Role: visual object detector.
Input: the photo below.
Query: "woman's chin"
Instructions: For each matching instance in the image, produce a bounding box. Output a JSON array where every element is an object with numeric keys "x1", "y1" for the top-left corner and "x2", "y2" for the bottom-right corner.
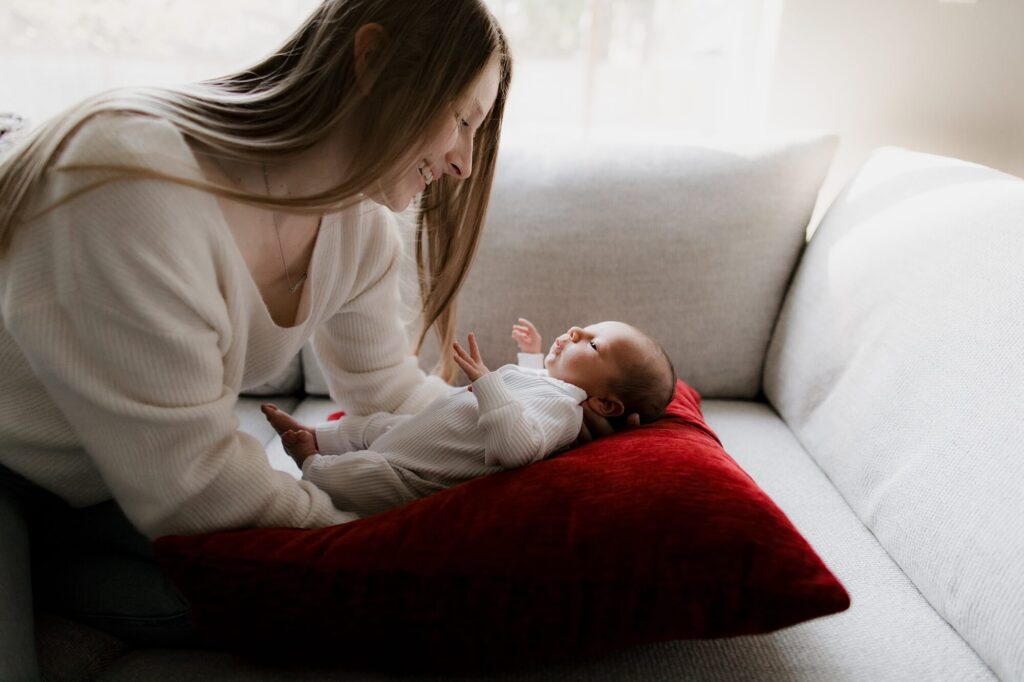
[{"x1": 365, "y1": 187, "x2": 416, "y2": 213}]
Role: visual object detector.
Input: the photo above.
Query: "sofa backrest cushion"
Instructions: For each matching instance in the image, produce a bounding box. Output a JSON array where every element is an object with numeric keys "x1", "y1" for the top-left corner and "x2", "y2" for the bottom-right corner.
[
  {"x1": 763, "y1": 147, "x2": 1024, "y2": 682},
  {"x1": 304, "y1": 134, "x2": 836, "y2": 399}
]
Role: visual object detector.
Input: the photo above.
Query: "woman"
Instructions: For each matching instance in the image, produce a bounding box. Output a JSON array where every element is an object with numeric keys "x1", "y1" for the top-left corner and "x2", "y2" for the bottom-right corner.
[{"x1": 0, "y1": 0, "x2": 510, "y2": 677}]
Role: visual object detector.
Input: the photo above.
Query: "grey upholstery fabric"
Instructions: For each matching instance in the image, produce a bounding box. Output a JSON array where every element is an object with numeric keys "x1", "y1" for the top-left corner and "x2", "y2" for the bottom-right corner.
[
  {"x1": 98, "y1": 400, "x2": 996, "y2": 681},
  {"x1": 303, "y1": 134, "x2": 838, "y2": 399},
  {"x1": 763, "y1": 148, "x2": 1024, "y2": 681}
]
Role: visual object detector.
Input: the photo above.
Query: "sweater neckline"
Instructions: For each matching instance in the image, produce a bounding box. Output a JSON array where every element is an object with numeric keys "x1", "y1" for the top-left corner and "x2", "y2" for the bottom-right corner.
[
  {"x1": 211, "y1": 202, "x2": 334, "y2": 332},
  {"x1": 176, "y1": 129, "x2": 334, "y2": 332}
]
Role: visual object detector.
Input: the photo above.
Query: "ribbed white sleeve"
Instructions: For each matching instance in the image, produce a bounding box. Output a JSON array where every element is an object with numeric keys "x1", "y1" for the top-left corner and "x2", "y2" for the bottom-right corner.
[
  {"x1": 516, "y1": 352, "x2": 546, "y2": 370},
  {"x1": 311, "y1": 208, "x2": 450, "y2": 416},
  {"x1": 471, "y1": 369, "x2": 583, "y2": 468},
  {"x1": 5, "y1": 300, "x2": 355, "y2": 538}
]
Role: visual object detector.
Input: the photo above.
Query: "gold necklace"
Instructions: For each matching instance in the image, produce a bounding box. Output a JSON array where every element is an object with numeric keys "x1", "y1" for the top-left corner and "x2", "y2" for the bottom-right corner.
[{"x1": 261, "y1": 163, "x2": 308, "y2": 294}]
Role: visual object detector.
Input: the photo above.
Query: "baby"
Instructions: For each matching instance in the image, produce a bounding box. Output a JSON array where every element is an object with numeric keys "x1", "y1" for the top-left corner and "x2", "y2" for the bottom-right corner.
[{"x1": 262, "y1": 318, "x2": 676, "y2": 518}]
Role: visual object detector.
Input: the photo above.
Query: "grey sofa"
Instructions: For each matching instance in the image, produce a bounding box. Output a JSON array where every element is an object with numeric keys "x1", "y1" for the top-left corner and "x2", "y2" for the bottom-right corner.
[{"x1": 38, "y1": 133, "x2": 1023, "y2": 681}]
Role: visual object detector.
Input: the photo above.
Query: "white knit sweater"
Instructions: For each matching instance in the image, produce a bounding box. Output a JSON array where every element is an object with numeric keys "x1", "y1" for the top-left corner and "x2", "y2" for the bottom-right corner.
[{"x1": 0, "y1": 115, "x2": 450, "y2": 538}]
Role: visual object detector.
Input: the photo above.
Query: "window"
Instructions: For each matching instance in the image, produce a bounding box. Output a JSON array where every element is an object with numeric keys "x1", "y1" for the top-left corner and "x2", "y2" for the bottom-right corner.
[{"x1": 2, "y1": 0, "x2": 781, "y2": 141}]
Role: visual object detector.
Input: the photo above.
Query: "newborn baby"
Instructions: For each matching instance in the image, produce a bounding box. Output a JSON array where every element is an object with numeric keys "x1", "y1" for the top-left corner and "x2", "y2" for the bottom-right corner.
[{"x1": 262, "y1": 319, "x2": 676, "y2": 517}]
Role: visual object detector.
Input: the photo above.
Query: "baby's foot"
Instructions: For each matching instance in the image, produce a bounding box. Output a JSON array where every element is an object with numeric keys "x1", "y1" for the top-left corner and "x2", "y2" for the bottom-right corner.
[
  {"x1": 281, "y1": 429, "x2": 318, "y2": 467},
  {"x1": 261, "y1": 403, "x2": 309, "y2": 437}
]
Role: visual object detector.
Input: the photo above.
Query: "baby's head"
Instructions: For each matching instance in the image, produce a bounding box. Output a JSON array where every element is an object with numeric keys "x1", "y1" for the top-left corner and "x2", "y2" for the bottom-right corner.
[{"x1": 544, "y1": 321, "x2": 676, "y2": 424}]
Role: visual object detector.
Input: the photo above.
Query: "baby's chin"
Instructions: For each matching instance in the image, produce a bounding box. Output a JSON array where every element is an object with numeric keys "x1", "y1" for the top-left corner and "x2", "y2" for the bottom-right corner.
[
  {"x1": 543, "y1": 353, "x2": 556, "y2": 372},
  {"x1": 545, "y1": 362, "x2": 569, "y2": 384}
]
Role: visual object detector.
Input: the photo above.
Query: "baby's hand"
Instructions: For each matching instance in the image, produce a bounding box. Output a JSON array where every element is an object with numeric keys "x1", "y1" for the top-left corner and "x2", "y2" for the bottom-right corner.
[
  {"x1": 511, "y1": 318, "x2": 542, "y2": 354},
  {"x1": 452, "y1": 332, "x2": 490, "y2": 382}
]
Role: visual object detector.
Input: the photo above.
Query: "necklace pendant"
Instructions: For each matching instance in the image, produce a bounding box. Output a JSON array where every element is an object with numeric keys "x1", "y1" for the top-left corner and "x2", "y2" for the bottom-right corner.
[{"x1": 289, "y1": 273, "x2": 308, "y2": 293}]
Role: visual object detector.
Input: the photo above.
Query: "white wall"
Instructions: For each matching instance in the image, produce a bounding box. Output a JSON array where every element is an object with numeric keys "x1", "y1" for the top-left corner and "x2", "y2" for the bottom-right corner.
[{"x1": 766, "y1": 0, "x2": 1024, "y2": 228}]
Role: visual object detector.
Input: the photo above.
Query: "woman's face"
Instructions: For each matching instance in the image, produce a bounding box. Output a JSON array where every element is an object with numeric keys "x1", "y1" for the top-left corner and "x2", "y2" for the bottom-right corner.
[{"x1": 369, "y1": 53, "x2": 502, "y2": 212}]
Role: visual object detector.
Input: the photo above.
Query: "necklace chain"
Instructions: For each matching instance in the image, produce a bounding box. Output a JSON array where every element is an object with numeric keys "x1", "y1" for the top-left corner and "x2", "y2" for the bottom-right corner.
[{"x1": 261, "y1": 163, "x2": 308, "y2": 294}]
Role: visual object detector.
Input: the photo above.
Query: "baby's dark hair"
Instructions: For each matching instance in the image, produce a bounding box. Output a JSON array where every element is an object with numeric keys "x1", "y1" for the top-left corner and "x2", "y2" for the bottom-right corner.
[{"x1": 607, "y1": 329, "x2": 677, "y2": 428}]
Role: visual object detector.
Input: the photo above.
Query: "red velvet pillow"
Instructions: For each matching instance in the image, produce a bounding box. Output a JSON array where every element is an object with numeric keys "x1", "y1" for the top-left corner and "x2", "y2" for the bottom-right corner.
[{"x1": 154, "y1": 380, "x2": 848, "y2": 668}]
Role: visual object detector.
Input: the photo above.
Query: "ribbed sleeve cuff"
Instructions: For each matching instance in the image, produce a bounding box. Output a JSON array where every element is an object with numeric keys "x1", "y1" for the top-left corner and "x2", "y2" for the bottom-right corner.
[
  {"x1": 517, "y1": 352, "x2": 545, "y2": 370},
  {"x1": 471, "y1": 371, "x2": 516, "y2": 414},
  {"x1": 301, "y1": 454, "x2": 322, "y2": 477}
]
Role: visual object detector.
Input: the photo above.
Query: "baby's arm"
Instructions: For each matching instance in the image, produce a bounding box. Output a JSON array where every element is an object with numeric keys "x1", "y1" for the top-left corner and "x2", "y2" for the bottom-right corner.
[
  {"x1": 452, "y1": 332, "x2": 578, "y2": 467},
  {"x1": 473, "y1": 374, "x2": 581, "y2": 468}
]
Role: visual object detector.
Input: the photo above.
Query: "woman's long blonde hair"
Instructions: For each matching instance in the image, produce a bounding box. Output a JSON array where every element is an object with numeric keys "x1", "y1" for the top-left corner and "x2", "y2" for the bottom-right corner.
[{"x1": 0, "y1": 0, "x2": 512, "y2": 381}]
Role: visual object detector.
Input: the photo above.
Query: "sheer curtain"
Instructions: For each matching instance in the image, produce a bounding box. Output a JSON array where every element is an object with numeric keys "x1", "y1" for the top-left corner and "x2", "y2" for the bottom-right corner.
[
  {"x1": 2, "y1": 0, "x2": 782, "y2": 141},
  {"x1": 488, "y1": 0, "x2": 784, "y2": 143}
]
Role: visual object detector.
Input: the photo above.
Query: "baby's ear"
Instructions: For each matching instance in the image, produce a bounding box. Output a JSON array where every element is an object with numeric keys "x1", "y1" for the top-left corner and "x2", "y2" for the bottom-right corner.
[{"x1": 586, "y1": 395, "x2": 624, "y2": 418}]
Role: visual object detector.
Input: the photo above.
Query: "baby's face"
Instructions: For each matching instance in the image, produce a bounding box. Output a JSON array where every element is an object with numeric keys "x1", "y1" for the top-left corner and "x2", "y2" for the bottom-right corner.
[{"x1": 544, "y1": 321, "x2": 647, "y2": 397}]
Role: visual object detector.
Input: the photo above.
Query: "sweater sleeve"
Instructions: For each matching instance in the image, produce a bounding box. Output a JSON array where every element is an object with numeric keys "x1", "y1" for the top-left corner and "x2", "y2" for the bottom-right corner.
[
  {"x1": 470, "y1": 370, "x2": 583, "y2": 468},
  {"x1": 311, "y1": 207, "x2": 449, "y2": 416},
  {"x1": 517, "y1": 353, "x2": 546, "y2": 370},
  {"x1": 6, "y1": 298, "x2": 356, "y2": 540}
]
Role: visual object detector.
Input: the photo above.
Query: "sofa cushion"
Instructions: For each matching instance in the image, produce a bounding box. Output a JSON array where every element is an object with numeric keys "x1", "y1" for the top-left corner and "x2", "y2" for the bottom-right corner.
[
  {"x1": 154, "y1": 380, "x2": 848, "y2": 669},
  {"x1": 303, "y1": 134, "x2": 837, "y2": 399},
  {"x1": 763, "y1": 148, "x2": 1024, "y2": 681}
]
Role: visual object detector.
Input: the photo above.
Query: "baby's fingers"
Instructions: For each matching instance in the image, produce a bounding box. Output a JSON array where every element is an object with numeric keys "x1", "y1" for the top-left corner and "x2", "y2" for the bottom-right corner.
[
  {"x1": 518, "y1": 318, "x2": 539, "y2": 334},
  {"x1": 468, "y1": 332, "x2": 481, "y2": 361},
  {"x1": 452, "y1": 340, "x2": 471, "y2": 363}
]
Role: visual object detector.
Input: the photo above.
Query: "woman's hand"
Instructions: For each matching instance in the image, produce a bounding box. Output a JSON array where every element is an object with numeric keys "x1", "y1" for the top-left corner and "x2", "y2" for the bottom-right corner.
[
  {"x1": 511, "y1": 317, "x2": 542, "y2": 354},
  {"x1": 452, "y1": 332, "x2": 490, "y2": 382}
]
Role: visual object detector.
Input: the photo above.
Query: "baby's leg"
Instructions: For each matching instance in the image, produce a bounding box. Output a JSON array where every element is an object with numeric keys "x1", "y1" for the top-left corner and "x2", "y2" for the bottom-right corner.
[
  {"x1": 315, "y1": 413, "x2": 415, "y2": 454},
  {"x1": 302, "y1": 449, "x2": 421, "y2": 518}
]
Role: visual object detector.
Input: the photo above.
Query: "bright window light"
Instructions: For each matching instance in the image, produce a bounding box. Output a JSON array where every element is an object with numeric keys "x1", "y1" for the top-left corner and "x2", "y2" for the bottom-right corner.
[{"x1": 2, "y1": 0, "x2": 783, "y2": 142}]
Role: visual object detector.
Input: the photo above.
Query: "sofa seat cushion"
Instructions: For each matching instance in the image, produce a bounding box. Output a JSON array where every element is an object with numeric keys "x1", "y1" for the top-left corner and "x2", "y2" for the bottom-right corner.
[
  {"x1": 105, "y1": 399, "x2": 994, "y2": 681},
  {"x1": 154, "y1": 384, "x2": 848, "y2": 670},
  {"x1": 234, "y1": 397, "x2": 301, "y2": 450},
  {"x1": 763, "y1": 148, "x2": 1024, "y2": 681}
]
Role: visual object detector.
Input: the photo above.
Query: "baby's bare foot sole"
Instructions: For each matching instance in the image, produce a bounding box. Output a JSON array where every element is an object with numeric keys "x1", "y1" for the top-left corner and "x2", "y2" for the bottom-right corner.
[{"x1": 262, "y1": 403, "x2": 304, "y2": 436}]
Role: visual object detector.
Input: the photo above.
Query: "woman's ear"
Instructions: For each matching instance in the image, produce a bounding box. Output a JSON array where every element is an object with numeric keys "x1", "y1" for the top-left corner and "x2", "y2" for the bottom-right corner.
[
  {"x1": 585, "y1": 395, "x2": 625, "y2": 418},
  {"x1": 353, "y1": 23, "x2": 385, "y2": 93}
]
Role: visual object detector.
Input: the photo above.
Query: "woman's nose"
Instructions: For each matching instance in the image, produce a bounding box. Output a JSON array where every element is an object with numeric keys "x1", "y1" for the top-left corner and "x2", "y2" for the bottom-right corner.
[{"x1": 445, "y1": 135, "x2": 473, "y2": 180}]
